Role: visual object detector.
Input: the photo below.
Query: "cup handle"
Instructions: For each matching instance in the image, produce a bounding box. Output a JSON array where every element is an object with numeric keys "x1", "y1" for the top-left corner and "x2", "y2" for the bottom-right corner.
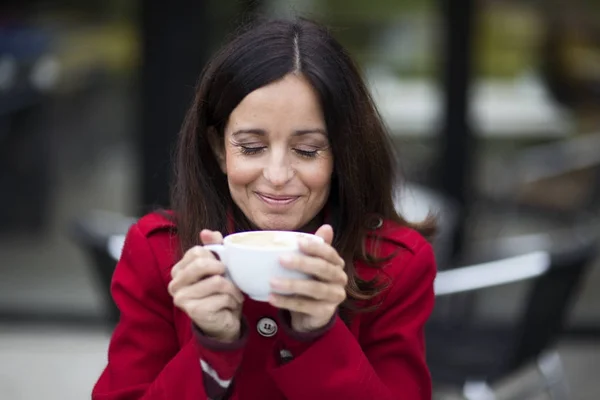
[{"x1": 203, "y1": 244, "x2": 231, "y2": 280}]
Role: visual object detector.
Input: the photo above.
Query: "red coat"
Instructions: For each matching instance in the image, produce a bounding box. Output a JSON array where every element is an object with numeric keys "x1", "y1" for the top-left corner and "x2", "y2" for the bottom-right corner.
[{"x1": 92, "y1": 212, "x2": 436, "y2": 400}]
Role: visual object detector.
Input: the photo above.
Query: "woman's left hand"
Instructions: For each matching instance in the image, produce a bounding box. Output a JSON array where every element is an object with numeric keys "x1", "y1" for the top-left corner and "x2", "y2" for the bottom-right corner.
[{"x1": 268, "y1": 224, "x2": 348, "y2": 333}]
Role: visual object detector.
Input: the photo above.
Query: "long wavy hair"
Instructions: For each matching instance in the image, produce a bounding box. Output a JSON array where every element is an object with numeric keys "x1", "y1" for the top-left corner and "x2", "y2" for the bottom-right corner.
[{"x1": 170, "y1": 17, "x2": 435, "y2": 315}]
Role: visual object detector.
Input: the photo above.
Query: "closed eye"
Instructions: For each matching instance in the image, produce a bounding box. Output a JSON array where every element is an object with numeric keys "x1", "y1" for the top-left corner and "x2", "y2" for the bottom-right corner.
[
  {"x1": 238, "y1": 145, "x2": 320, "y2": 158},
  {"x1": 294, "y1": 148, "x2": 319, "y2": 158},
  {"x1": 239, "y1": 145, "x2": 266, "y2": 155}
]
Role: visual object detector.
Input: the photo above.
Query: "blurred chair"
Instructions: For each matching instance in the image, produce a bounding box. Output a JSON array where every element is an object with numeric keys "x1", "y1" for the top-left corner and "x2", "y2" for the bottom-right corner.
[
  {"x1": 481, "y1": 131, "x2": 600, "y2": 217},
  {"x1": 428, "y1": 221, "x2": 598, "y2": 400},
  {"x1": 472, "y1": 132, "x2": 600, "y2": 339},
  {"x1": 69, "y1": 210, "x2": 136, "y2": 325}
]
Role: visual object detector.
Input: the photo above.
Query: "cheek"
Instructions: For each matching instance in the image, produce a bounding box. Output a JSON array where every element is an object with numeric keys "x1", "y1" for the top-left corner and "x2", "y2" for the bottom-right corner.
[
  {"x1": 225, "y1": 153, "x2": 261, "y2": 187},
  {"x1": 299, "y1": 159, "x2": 333, "y2": 193}
]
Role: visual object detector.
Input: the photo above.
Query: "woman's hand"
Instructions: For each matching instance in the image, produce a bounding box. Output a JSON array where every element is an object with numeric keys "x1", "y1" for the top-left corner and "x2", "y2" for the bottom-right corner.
[
  {"x1": 168, "y1": 229, "x2": 244, "y2": 342},
  {"x1": 268, "y1": 224, "x2": 347, "y2": 333}
]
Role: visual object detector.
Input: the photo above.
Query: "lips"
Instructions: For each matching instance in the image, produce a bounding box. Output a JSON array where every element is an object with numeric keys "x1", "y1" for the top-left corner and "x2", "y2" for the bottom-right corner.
[{"x1": 255, "y1": 192, "x2": 299, "y2": 206}]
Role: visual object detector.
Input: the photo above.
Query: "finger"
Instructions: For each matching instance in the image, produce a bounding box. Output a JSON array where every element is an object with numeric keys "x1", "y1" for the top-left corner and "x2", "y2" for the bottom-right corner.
[
  {"x1": 173, "y1": 275, "x2": 244, "y2": 305},
  {"x1": 172, "y1": 246, "x2": 203, "y2": 278},
  {"x1": 200, "y1": 293, "x2": 240, "y2": 313},
  {"x1": 270, "y1": 278, "x2": 346, "y2": 303},
  {"x1": 227, "y1": 282, "x2": 245, "y2": 304},
  {"x1": 298, "y1": 238, "x2": 345, "y2": 269},
  {"x1": 172, "y1": 245, "x2": 218, "y2": 279},
  {"x1": 269, "y1": 294, "x2": 336, "y2": 318},
  {"x1": 279, "y1": 254, "x2": 348, "y2": 286},
  {"x1": 313, "y1": 224, "x2": 334, "y2": 245},
  {"x1": 174, "y1": 294, "x2": 240, "y2": 321},
  {"x1": 168, "y1": 258, "x2": 225, "y2": 295},
  {"x1": 200, "y1": 229, "x2": 224, "y2": 246},
  {"x1": 193, "y1": 274, "x2": 244, "y2": 304}
]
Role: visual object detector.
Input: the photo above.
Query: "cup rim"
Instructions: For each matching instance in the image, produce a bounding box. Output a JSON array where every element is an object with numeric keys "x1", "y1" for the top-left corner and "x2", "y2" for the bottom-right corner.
[{"x1": 222, "y1": 230, "x2": 323, "y2": 251}]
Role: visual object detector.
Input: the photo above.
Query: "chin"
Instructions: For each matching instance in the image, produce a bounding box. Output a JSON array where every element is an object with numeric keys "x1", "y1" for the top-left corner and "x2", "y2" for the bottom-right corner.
[{"x1": 254, "y1": 215, "x2": 304, "y2": 232}]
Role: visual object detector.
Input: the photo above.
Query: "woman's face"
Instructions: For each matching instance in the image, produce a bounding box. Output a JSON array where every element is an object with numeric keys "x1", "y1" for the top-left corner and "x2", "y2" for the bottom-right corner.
[{"x1": 217, "y1": 73, "x2": 333, "y2": 231}]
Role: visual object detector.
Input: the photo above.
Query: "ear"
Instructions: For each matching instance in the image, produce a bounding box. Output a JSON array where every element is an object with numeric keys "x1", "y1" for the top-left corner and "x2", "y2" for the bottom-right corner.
[{"x1": 207, "y1": 126, "x2": 227, "y2": 174}]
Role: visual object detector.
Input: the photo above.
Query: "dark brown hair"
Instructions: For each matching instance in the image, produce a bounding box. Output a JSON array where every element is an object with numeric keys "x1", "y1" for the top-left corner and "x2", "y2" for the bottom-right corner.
[{"x1": 171, "y1": 17, "x2": 435, "y2": 314}]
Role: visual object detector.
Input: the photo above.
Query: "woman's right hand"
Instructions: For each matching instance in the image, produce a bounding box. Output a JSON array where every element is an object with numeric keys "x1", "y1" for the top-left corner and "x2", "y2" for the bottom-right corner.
[{"x1": 168, "y1": 229, "x2": 244, "y2": 342}]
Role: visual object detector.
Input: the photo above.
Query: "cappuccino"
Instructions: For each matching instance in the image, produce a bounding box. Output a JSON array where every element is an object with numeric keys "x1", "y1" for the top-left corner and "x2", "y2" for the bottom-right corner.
[
  {"x1": 228, "y1": 231, "x2": 303, "y2": 248},
  {"x1": 204, "y1": 230, "x2": 323, "y2": 301}
]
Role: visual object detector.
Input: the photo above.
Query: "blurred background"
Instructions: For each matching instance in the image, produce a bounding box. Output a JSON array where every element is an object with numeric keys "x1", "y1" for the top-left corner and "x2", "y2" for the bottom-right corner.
[{"x1": 1, "y1": 0, "x2": 599, "y2": 398}]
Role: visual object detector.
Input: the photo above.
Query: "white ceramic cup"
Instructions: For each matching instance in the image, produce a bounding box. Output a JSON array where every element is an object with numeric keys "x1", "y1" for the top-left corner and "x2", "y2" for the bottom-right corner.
[{"x1": 204, "y1": 230, "x2": 323, "y2": 301}]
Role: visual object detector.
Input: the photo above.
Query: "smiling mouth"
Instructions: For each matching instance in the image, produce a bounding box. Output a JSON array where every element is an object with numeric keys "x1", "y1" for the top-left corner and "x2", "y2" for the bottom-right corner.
[{"x1": 255, "y1": 193, "x2": 300, "y2": 206}]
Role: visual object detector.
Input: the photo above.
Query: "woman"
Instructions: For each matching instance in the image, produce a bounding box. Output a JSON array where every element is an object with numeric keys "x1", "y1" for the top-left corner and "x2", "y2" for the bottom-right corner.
[{"x1": 93, "y1": 17, "x2": 436, "y2": 400}]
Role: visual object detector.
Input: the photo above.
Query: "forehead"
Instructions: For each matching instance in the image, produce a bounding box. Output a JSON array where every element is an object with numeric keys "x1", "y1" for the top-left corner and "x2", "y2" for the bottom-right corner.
[{"x1": 227, "y1": 74, "x2": 325, "y2": 130}]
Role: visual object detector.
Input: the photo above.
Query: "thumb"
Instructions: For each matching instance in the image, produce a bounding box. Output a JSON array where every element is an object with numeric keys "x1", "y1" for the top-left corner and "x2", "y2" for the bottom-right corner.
[
  {"x1": 314, "y1": 224, "x2": 334, "y2": 245},
  {"x1": 199, "y1": 229, "x2": 224, "y2": 246}
]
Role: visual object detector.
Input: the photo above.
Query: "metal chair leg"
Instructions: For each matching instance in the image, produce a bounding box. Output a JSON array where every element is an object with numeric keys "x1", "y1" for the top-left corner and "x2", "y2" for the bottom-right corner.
[
  {"x1": 537, "y1": 350, "x2": 571, "y2": 400},
  {"x1": 463, "y1": 380, "x2": 497, "y2": 400}
]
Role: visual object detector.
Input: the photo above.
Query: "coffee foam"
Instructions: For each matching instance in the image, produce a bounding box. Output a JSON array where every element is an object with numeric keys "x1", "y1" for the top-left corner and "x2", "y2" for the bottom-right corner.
[{"x1": 228, "y1": 231, "x2": 300, "y2": 248}]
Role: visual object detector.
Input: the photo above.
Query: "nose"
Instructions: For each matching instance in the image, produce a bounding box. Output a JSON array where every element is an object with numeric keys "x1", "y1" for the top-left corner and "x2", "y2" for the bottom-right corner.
[{"x1": 263, "y1": 150, "x2": 294, "y2": 186}]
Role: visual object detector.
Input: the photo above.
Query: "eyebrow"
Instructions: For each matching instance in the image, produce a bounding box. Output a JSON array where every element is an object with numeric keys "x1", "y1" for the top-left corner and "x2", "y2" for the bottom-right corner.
[{"x1": 232, "y1": 128, "x2": 327, "y2": 137}]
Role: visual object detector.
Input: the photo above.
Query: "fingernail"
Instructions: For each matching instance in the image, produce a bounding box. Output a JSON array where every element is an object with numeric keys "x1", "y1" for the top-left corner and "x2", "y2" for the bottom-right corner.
[{"x1": 280, "y1": 254, "x2": 293, "y2": 263}]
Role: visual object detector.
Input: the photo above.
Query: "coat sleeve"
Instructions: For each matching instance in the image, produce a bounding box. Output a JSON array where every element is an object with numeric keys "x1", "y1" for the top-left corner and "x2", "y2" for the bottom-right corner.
[
  {"x1": 92, "y1": 223, "x2": 246, "y2": 400},
  {"x1": 266, "y1": 242, "x2": 436, "y2": 400}
]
